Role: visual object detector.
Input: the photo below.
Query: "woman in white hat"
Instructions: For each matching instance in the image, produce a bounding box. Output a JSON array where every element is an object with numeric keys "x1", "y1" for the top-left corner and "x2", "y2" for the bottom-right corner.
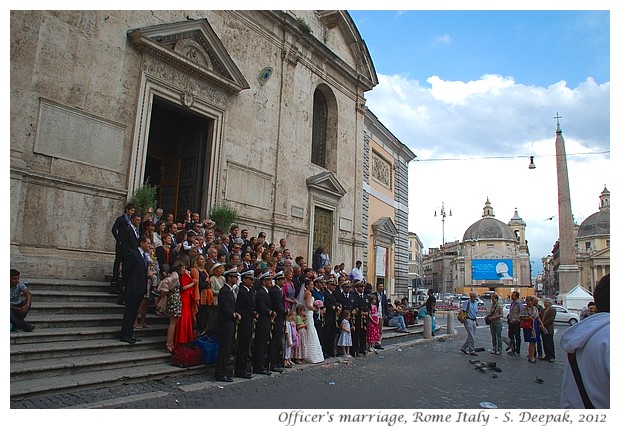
[{"x1": 207, "y1": 262, "x2": 225, "y2": 331}]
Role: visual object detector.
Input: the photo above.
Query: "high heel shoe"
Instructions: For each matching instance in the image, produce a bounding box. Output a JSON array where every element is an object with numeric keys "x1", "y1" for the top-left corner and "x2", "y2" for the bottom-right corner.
[{"x1": 166, "y1": 344, "x2": 174, "y2": 354}]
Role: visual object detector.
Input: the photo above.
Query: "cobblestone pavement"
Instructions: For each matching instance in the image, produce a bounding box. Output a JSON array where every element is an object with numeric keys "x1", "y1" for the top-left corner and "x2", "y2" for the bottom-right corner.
[{"x1": 11, "y1": 322, "x2": 568, "y2": 410}]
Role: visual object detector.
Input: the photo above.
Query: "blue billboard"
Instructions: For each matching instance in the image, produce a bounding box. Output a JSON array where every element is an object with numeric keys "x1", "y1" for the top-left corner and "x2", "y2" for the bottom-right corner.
[{"x1": 472, "y1": 259, "x2": 513, "y2": 281}]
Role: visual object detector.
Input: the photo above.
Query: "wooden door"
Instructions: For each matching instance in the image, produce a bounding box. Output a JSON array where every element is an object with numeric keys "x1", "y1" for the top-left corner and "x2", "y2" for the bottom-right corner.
[
  {"x1": 313, "y1": 206, "x2": 333, "y2": 255},
  {"x1": 158, "y1": 158, "x2": 181, "y2": 220}
]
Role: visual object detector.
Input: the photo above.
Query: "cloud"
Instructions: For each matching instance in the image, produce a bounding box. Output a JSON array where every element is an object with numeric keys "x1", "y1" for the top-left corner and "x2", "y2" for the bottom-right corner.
[
  {"x1": 433, "y1": 34, "x2": 451, "y2": 44},
  {"x1": 365, "y1": 72, "x2": 610, "y2": 276},
  {"x1": 367, "y1": 73, "x2": 610, "y2": 158}
]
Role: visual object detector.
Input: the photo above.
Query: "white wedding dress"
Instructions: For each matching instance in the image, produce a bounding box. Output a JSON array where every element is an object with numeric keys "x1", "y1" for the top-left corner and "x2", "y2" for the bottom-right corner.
[{"x1": 305, "y1": 296, "x2": 325, "y2": 364}]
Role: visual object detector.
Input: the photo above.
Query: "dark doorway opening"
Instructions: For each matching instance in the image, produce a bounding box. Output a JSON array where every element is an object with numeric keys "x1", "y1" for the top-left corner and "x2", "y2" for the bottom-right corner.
[{"x1": 144, "y1": 97, "x2": 213, "y2": 222}]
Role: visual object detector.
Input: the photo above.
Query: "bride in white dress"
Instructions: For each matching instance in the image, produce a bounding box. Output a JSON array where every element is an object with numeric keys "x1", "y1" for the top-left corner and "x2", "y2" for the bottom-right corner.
[{"x1": 300, "y1": 280, "x2": 324, "y2": 364}]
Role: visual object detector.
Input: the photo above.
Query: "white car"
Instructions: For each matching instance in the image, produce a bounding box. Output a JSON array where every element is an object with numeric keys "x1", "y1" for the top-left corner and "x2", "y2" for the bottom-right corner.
[
  {"x1": 551, "y1": 305, "x2": 580, "y2": 325},
  {"x1": 498, "y1": 303, "x2": 579, "y2": 325}
]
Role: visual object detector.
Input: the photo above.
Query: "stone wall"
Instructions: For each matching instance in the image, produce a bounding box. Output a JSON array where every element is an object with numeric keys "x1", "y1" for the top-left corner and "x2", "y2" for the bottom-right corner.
[{"x1": 10, "y1": 10, "x2": 376, "y2": 279}]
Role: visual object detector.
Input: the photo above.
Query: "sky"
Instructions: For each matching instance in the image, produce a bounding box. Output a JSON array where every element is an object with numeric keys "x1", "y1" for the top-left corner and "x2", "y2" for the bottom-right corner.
[{"x1": 347, "y1": 8, "x2": 612, "y2": 277}]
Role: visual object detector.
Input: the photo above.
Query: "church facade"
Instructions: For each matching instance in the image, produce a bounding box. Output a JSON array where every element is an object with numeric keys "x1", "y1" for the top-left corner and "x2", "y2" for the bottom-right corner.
[
  {"x1": 10, "y1": 11, "x2": 379, "y2": 279},
  {"x1": 423, "y1": 199, "x2": 534, "y2": 298}
]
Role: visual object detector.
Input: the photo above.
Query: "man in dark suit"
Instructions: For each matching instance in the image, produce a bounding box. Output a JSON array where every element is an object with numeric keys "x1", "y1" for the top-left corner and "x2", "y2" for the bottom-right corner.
[
  {"x1": 351, "y1": 279, "x2": 369, "y2": 357},
  {"x1": 109, "y1": 203, "x2": 135, "y2": 293},
  {"x1": 117, "y1": 214, "x2": 142, "y2": 305},
  {"x1": 119, "y1": 234, "x2": 150, "y2": 344},
  {"x1": 234, "y1": 269, "x2": 255, "y2": 379},
  {"x1": 311, "y1": 276, "x2": 326, "y2": 353},
  {"x1": 372, "y1": 283, "x2": 388, "y2": 350},
  {"x1": 323, "y1": 278, "x2": 340, "y2": 358},
  {"x1": 252, "y1": 271, "x2": 273, "y2": 375},
  {"x1": 269, "y1": 271, "x2": 287, "y2": 373},
  {"x1": 214, "y1": 268, "x2": 241, "y2": 382}
]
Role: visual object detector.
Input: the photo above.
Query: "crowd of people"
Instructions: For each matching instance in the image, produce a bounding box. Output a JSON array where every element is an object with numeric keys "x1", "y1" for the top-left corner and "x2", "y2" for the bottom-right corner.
[
  {"x1": 462, "y1": 290, "x2": 560, "y2": 361},
  {"x1": 109, "y1": 204, "x2": 420, "y2": 382},
  {"x1": 459, "y1": 275, "x2": 609, "y2": 408}
]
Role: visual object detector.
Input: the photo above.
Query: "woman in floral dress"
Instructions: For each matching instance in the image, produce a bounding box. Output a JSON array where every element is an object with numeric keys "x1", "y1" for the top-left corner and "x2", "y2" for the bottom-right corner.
[{"x1": 292, "y1": 304, "x2": 308, "y2": 363}]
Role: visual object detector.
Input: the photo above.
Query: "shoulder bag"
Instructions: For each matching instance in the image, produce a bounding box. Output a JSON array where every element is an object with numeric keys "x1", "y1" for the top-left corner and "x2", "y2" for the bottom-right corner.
[{"x1": 457, "y1": 301, "x2": 469, "y2": 323}]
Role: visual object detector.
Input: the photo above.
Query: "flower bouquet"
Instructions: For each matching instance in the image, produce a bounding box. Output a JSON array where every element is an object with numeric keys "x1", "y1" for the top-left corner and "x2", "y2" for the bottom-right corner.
[{"x1": 314, "y1": 300, "x2": 324, "y2": 308}]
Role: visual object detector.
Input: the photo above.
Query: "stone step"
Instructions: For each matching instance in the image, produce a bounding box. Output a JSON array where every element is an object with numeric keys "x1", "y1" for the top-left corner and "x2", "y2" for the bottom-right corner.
[
  {"x1": 10, "y1": 336, "x2": 166, "y2": 362},
  {"x1": 10, "y1": 361, "x2": 208, "y2": 400},
  {"x1": 23, "y1": 313, "x2": 124, "y2": 329},
  {"x1": 10, "y1": 324, "x2": 167, "y2": 344},
  {"x1": 33, "y1": 290, "x2": 120, "y2": 303},
  {"x1": 22, "y1": 278, "x2": 110, "y2": 293},
  {"x1": 10, "y1": 349, "x2": 173, "y2": 382},
  {"x1": 28, "y1": 301, "x2": 128, "y2": 315}
]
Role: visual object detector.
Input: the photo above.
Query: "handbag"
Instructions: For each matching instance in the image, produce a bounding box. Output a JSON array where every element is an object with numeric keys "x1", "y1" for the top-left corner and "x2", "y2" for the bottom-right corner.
[
  {"x1": 484, "y1": 314, "x2": 492, "y2": 325},
  {"x1": 194, "y1": 334, "x2": 220, "y2": 366},
  {"x1": 521, "y1": 319, "x2": 533, "y2": 330},
  {"x1": 457, "y1": 301, "x2": 469, "y2": 323},
  {"x1": 170, "y1": 342, "x2": 205, "y2": 368}
]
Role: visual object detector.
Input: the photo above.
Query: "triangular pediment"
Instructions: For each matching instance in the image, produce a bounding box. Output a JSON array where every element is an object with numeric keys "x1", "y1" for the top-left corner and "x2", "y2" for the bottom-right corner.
[
  {"x1": 306, "y1": 172, "x2": 346, "y2": 198},
  {"x1": 475, "y1": 247, "x2": 508, "y2": 259},
  {"x1": 128, "y1": 19, "x2": 249, "y2": 93},
  {"x1": 372, "y1": 217, "x2": 398, "y2": 238},
  {"x1": 316, "y1": 11, "x2": 378, "y2": 89}
]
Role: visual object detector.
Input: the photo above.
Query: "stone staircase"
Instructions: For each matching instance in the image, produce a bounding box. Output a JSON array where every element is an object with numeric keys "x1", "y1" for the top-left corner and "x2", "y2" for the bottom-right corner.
[
  {"x1": 10, "y1": 278, "x2": 432, "y2": 400},
  {"x1": 9, "y1": 278, "x2": 201, "y2": 400}
]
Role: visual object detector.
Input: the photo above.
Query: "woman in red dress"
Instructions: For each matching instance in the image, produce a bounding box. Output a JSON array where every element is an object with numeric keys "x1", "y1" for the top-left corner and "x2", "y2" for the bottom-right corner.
[
  {"x1": 174, "y1": 256, "x2": 197, "y2": 347},
  {"x1": 366, "y1": 294, "x2": 381, "y2": 352}
]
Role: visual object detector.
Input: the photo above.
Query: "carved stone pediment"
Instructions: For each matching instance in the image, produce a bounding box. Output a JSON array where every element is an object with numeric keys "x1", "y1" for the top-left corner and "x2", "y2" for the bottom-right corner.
[
  {"x1": 306, "y1": 171, "x2": 346, "y2": 199},
  {"x1": 128, "y1": 19, "x2": 250, "y2": 93},
  {"x1": 372, "y1": 217, "x2": 398, "y2": 244}
]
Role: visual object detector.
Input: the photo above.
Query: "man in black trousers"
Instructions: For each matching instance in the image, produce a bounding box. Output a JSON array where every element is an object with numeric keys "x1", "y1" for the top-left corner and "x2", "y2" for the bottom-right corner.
[
  {"x1": 323, "y1": 278, "x2": 340, "y2": 358},
  {"x1": 117, "y1": 213, "x2": 142, "y2": 305},
  {"x1": 109, "y1": 203, "x2": 135, "y2": 293},
  {"x1": 214, "y1": 267, "x2": 241, "y2": 382},
  {"x1": 252, "y1": 271, "x2": 273, "y2": 375},
  {"x1": 352, "y1": 279, "x2": 369, "y2": 357},
  {"x1": 234, "y1": 269, "x2": 256, "y2": 379},
  {"x1": 269, "y1": 271, "x2": 287, "y2": 373},
  {"x1": 119, "y1": 235, "x2": 150, "y2": 344}
]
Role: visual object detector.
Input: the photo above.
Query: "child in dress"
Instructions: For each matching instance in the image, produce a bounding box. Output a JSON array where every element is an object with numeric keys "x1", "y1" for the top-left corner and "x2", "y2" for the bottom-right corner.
[
  {"x1": 284, "y1": 310, "x2": 295, "y2": 368},
  {"x1": 337, "y1": 310, "x2": 353, "y2": 358},
  {"x1": 292, "y1": 304, "x2": 307, "y2": 364},
  {"x1": 366, "y1": 295, "x2": 381, "y2": 353}
]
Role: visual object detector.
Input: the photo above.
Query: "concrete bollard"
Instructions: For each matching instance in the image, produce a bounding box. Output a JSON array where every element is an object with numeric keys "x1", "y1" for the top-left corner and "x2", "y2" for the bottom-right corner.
[
  {"x1": 423, "y1": 315, "x2": 432, "y2": 339},
  {"x1": 447, "y1": 311, "x2": 454, "y2": 334}
]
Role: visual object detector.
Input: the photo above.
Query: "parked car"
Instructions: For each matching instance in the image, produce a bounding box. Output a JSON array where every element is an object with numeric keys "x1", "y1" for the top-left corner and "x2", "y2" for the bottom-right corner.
[
  {"x1": 551, "y1": 305, "x2": 580, "y2": 325},
  {"x1": 459, "y1": 295, "x2": 484, "y2": 306},
  {"x1": 499, "y1": 303, "x2": 579, "y2": 326}
]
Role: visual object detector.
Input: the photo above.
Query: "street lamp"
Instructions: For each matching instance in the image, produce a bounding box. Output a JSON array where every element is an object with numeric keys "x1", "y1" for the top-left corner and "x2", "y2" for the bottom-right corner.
[
  {"x1": 434, "y1": 202, "x2": 452, "y2": 299},
  {"x1": 434, "y1": 202, "x2": 452, "y2": 247}
]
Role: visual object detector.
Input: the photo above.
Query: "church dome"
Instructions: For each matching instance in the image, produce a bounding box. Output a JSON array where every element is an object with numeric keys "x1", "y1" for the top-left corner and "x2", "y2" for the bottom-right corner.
[
  {"x1": 577, "y1": 186, "x2": 610, "y2": 239},
  {"x1": 463, "y1": 198, "x2": 518, "y2": 241}
]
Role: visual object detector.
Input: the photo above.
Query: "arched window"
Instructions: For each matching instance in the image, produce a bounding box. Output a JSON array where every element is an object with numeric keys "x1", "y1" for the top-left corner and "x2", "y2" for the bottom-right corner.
[
  {"x1": 311, "y1": 85, "x2": 338, "y2": 171},
  {"x1": 311, "y1": 90, "x2": 328, "y2": 167}
]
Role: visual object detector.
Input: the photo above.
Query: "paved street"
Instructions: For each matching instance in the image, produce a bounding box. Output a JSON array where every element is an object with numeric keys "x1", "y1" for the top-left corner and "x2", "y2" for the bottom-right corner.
[{"x1": 11, "y1": 320, "x2": 569, "y2": 410}]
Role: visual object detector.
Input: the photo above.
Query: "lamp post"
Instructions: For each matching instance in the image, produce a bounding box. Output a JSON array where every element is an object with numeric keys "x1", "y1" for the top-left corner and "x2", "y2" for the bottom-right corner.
[
  {"x1": 434, "y1": 202, "x2": 452, "y2": 247},
  {"x1": 435, "y1": 202, "x2": 452, "y2": 299}
]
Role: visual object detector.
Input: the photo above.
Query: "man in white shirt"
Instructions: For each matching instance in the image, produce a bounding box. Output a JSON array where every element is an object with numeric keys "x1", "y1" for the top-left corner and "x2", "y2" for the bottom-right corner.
[{"x1": 349, "y1": 260, "x2": 364, "y2": 282}]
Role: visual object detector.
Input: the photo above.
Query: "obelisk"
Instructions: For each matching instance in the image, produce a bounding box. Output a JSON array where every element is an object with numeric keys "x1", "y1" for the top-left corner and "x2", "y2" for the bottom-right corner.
[{"x1": 554, "y1": 114, "x2": 580, "y2": 294}]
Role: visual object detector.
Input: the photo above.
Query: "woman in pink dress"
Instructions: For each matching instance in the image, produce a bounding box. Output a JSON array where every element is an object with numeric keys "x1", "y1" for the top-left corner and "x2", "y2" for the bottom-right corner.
[
  {"x1": 366, "y1": 295, "x2": 381, "y2": 352},
  {"x1": 282, "y1": 268, "x2": 297, "y2": 312}
]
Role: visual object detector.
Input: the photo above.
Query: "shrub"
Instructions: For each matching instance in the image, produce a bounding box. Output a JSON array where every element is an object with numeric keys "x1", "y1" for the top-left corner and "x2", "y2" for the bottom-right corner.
[{"x1": 209, "y1": 202, "x2": 239, "y2": 233}]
